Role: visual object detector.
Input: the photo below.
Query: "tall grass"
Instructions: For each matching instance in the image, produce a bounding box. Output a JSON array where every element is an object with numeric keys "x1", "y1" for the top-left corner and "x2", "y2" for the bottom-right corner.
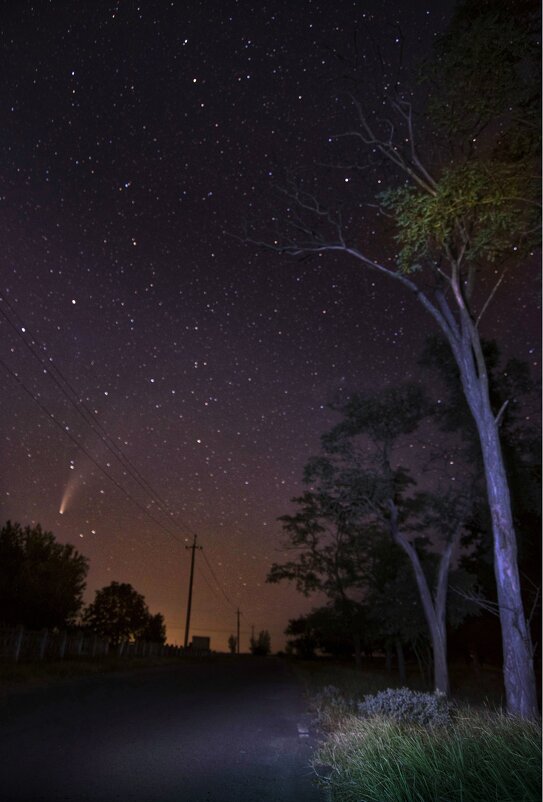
[{"x1": 313, "y1": 710, "x2": 541, "y2": 802}]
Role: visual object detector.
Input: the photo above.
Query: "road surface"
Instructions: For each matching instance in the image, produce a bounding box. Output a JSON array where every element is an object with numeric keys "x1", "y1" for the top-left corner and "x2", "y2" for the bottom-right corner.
[{"x1": 0, "y1": 656, "x2": 324, "y2": 801}]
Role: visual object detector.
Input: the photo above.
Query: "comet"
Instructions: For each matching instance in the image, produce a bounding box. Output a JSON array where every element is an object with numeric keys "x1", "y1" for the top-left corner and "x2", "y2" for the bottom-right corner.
[{"x1": 58, "y1": 472, "x2": 80, "y2": 515}]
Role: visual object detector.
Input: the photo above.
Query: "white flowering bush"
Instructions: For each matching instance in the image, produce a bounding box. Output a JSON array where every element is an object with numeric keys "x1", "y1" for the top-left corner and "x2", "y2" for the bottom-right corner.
[{"x1": 357, "y1": 687, "x2": 451, "y2": 727}]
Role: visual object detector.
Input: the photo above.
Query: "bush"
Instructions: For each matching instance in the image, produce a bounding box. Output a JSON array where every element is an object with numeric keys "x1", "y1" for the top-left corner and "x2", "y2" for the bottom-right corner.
[
  {"x1": 357, "y1": 686, "x2": 451, "y2": 728},
  {"x1": 310, "y1": 685, "x2": 357, "y2": 731}
]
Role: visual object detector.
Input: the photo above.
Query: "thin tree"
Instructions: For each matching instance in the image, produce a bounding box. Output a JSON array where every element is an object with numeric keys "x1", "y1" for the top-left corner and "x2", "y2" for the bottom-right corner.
[
  {"x1": 242, "y1": 3, "x2": 540, "y2": 716},
  {"x1": 311, "y1": 384, "x2": 473, "y2": 695},
  {"x1": 268, "y1": 487, "x2": 377, "y2": 668}
]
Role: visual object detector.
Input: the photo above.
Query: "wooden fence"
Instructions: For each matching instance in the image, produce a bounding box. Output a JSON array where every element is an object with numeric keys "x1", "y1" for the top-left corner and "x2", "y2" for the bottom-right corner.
[{"x1": 0, "y1": 627, "x2": 183, "y2": 663}]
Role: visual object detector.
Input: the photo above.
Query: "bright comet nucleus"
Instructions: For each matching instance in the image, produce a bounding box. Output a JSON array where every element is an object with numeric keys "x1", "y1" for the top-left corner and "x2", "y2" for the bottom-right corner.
[{"x1": 59, "y1": 473, "x2": 81, "y2": 516}]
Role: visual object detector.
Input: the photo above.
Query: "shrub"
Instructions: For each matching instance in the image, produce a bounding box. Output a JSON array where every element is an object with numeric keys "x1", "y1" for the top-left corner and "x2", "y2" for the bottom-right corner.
[
  {"x1": 357, "y1": 686, "x2": 451, "y2": 728},
  {"x1": 310, "y1": 685, "x2": 357, "y2": 731},
  {"x1": 313, "y1": 711, "x2": 541, "y2": 802}
]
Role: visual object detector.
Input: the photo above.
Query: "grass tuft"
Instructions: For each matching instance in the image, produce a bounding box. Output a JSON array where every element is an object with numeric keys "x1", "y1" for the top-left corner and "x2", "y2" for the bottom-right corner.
[{"x1": 313, "y1": 710, "x2": 541, "y2": 802}]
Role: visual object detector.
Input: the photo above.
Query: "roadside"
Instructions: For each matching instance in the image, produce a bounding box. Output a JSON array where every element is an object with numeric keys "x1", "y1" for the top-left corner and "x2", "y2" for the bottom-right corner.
[
  {"x1": 0, "y1": 654, "x2": 185, "y2": 696},
  {"x1": 292, "y1": 657, "x2": 541, "y2": 802}
]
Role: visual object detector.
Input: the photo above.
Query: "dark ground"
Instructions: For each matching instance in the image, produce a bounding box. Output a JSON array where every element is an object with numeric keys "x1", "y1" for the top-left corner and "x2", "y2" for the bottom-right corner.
[{"x1": 0, "y1": 656, "x2": 324, "y2": 802}]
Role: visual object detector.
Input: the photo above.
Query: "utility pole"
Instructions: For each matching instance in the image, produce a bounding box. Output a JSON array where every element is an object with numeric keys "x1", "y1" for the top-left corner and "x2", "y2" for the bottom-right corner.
[
  {"x1": 236, "y1": 608, "x2": 241, "y2": 655},
  {"x1": 184, "y1": 534, "x2": 202, "y2": 649}
]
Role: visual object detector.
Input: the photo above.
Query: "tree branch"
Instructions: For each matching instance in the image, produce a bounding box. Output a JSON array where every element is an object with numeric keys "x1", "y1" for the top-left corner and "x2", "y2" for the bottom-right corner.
[{"x1": 476, "y1": 265, "x2": 511, "y2": 328}]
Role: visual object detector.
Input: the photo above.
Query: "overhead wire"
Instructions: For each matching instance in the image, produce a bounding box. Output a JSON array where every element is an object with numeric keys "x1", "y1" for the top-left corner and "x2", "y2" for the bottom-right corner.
[
  {"x1": 195, "y1": 561, "x2": 223, "y2": 602},
  {"x1": 0, "y1": 293, "x2": 239, "y2": 613},
  {"x1": 0, "y1": 355, "x2": 194, "y2": 548},
  {"x1": 202, "y1": 549, "x2": 236, "y2": 609},
  {"x1": 0, "y1": 291, "x2": 196, "y2": 536}
]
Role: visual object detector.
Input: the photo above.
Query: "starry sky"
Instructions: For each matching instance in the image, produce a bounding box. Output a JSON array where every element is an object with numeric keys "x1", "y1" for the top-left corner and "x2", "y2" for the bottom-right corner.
[{"x1": 1, "y1": 1, "x2": 539, "y2": 652}]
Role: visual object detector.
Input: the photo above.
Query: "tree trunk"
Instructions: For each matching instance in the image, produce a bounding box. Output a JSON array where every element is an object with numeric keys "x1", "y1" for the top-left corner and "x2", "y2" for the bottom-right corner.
[
  {"x1": 478, "y1": 407, "x2": 538, "y2": 718},
  {"x1": 388, "y1": 502, "x2": 450, "y2": 695},
  {"x1": 395, "y1": 638, "x2": 406, "y2": 684},
  {"x1": 385, "y1": 641, "x2": 393, "y2": 673},
  {"x1": 454, "y1": 331, "x2": 539, "y2": 719},
  {"x1": 413, "y1": 640, "x2": 430, "y2": 686},
  {"x1": 430, "y1": 622, "x2": 449, "y2": 696}
]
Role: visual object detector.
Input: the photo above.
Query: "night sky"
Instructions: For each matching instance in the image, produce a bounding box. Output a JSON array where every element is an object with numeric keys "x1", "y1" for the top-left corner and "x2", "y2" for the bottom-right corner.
[{"x1": 1, "y1": 1, "x2": 539, "y2": 652}]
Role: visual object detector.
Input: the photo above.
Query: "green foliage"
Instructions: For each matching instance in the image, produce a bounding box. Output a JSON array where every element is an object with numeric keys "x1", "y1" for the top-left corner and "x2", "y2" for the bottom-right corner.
[
  {"x1": 314, "y1": 711, "x2": 541, "y2": 802},
  {"x1": 0, "y1": 520, "x2": 88, "y2": 629},
  {"x1": 378, "y1": 1, "x2": 541, "y2": 281},
  {"x1": 250, "y1": 629, "x2": 271, "y2": 656},
  {"x1": 381, "y1": 162, "x2": 539, "y2": 272},
  {"x1": 83, "y1": 582, "x2": 151, "y2": 645},
  {"x1": 391, "y1": 0, "x2": 541, "y2": 276},
  {"x1": 426, "y1": 0, "x2": 540, "y2": 152}
]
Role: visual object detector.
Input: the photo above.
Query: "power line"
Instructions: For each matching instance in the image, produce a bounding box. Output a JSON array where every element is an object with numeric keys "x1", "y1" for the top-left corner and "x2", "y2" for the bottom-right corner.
[
  {"x1": 202, "y1": 549, "x2": 236, "y2": 609},
  {"x1": 0, "y1": 292, "x2": 198, "y2": 539},
  {"x1": 186, "y1": 627, "x2": 251, "y2": 634},
  {"x1": 0, "y1": 354, "x2": 188, "y2": 547},
  {"x1": 195, "y1": 561, "x2": 226, "y2": 605},
  {"x1": 1, "y1": 296, "x2": 240, "y2": 622}
]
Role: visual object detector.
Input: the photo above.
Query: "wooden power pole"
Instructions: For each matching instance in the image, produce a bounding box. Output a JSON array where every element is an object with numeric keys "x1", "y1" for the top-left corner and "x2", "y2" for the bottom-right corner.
[
  {"x1": 184, "y1": 534, "x2": 202, "y2": 649},
  {"x1": 236, "y1": 608, "x2": 241, "y2": 655}
]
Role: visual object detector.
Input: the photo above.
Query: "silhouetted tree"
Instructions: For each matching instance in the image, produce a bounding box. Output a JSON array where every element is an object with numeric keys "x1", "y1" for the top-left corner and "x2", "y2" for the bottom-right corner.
[
  {"x1": 250, "y1": 630, "x2": 271, "y2": 656},
  {"x1": 228, "y1": 634, "x2": 237, "y2": 654},
  {"x1": 312, "y1": 385, "x2": 477, "y2": 695},
  {"x1": 285, "y1": 616, "x2": 318, "y2": 659},
  {"x1": 268, "y1": 487, "x2": 379, "y2": 667},
  {"x1": 0, "y1": 521, "x2": 88, "y2": 629},
  {"x1": 141, "y1": 612, "x2": 167, "y2": 644},
  {"x1": 286, "y1": 605, "x2": 366, "y2": 660},
  {"x1": 83, "y1": 582, "x2": 150, "y2": 645}
]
